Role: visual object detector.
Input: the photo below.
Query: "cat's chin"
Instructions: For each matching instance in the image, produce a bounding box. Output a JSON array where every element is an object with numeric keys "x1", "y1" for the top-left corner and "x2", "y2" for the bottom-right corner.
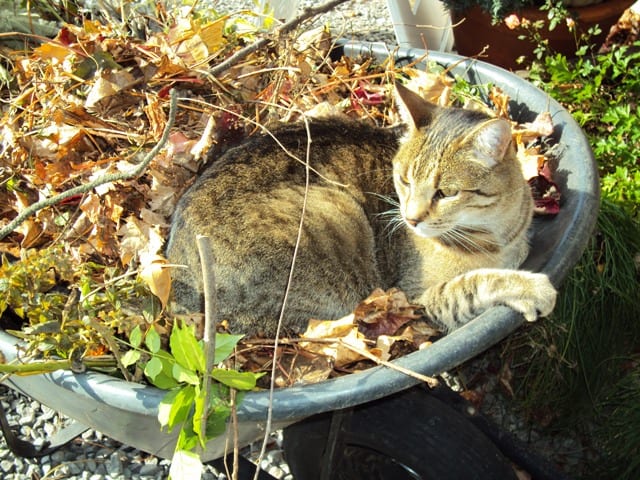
[{"x1": 408, "y1": 223, "x2": 442, "y2": 239}]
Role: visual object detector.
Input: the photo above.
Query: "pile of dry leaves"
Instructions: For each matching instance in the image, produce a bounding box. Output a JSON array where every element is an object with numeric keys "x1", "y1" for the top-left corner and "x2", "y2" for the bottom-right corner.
[{"x1": 0, "y1": 6, "x2": 559, "y2": 386}]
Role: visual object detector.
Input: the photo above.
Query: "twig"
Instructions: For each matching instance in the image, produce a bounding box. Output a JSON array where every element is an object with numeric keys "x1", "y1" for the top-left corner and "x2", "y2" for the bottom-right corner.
[
  {"x1": 0, "y1": 89, "x2": 179, "y2": 241},
  {"x1": 231, "y1": 389, "x2": 239, "y2": 480},
  {"x1": 337, "y1": 339, "x2": 440, "y2": 388},
  {"x1": 0, "y1": 356, "x2": 117, "y2": 374},
  {"x1": 209, "y1": 0, "x2": 350, "y2": 78},
  {"x1": 240, "y1": 336, "x2": 440, "y2": 387},
  {"x1": 196, "y1": 235, "x2": 218, "y2": 456},
  {"x1": 251, "y1": 114, "x2": 313, "y2": 480}
]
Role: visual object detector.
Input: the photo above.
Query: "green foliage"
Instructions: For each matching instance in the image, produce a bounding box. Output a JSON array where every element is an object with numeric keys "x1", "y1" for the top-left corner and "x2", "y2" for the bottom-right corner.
[
  {"x1": 136, "y1": 321, "x2": 262, "y2": 477},
  {"x1": 438, "y1": 0, "x2": 534, "y2": 19},
  {"x1": 510, "y1": 201, "x2": 640, "y2": 419},
  {"x1": 0, "y1": 246, "x2": 156, "y2": 359},
  {"x1": 504, "y1": 19, "x2": 640, "y2": 476},
  {"x1": 596, "y1": 365, "x2": 640, "y2": 479},
  {"x1": 529, "y1": 40, "x2": 640, "y2": 217}
]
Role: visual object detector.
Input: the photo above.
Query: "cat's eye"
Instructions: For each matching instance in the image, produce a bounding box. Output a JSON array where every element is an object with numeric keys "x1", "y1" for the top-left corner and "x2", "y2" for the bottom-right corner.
[
  {"x1": 396, "y1": 174, "x2": 410, "y2": 187},
  {"x1": 433, "y1": 188, "x2": 459, "y2": 201}
]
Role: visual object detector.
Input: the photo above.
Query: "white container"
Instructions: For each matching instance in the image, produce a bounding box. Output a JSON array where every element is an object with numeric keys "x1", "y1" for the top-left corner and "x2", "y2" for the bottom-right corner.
[
  {"x1": 386, "y1": 0, "x2": 454, "y2": 51},
  {"x1": 258, "y1": 0, "x2": 300, "y2": 23}
]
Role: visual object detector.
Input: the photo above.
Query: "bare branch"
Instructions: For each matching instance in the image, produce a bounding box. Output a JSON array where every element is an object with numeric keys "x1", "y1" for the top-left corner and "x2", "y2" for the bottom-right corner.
[
  {"x1": 196, "y1": 234, "x2": 218, "y2": 456},
  {"x1": 0, "y1": 89, "x2": 179, "y2": 241},
  {"x1": 209, "y1": 0, "x2": 350, "y2": 78}
]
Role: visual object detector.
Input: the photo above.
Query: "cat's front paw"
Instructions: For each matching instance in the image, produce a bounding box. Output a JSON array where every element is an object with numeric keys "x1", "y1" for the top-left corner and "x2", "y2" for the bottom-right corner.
[{"x1": 507, "y1": 272, "x2": 557, "y2": 322}]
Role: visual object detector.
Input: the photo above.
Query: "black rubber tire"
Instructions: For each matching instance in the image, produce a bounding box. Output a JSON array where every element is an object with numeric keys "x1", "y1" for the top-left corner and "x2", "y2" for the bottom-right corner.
[{"x1": 283, "y1": 386, "x2": 518, "y2": 480}]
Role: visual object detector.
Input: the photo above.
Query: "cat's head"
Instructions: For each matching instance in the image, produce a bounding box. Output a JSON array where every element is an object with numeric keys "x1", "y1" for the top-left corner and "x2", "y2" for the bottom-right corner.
[{"x1": 392, "y1": 82, "x2": 521, "y2": 240}]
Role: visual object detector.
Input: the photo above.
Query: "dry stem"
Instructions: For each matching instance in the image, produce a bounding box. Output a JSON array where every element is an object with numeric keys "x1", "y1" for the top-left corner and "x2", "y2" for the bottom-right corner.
[
  {"x1": 209, "y1": 0, "x2": 350, "y2": 77},
  {"x1": 0, "y1": 89, "x2": 179, "y2": 241},
  {"x1": 196, "y1": 235, "x2": 218, "y2": 457}
]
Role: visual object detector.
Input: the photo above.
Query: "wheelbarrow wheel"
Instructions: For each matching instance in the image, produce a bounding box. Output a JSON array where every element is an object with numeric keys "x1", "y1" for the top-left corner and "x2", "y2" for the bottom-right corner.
[{"x1": 283, "y1": 385, "x2": 518, "y2": 480}]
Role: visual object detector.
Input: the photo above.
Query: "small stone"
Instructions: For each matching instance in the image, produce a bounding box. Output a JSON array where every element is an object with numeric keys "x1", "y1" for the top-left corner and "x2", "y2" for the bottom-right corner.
[
  {"x1": 25, "y1": 462, "x2": 41, "y2": 477},
  {"x1": 267, "y1": 465, "x2": 285, "y2": 479},
  {"x1": 69, "y1": 461, "x2": 84, "y2": 475},
  {"x1": 43, "y1": 422, "x2": 57, "y2": 436},
  {"x1": 107, "y1": 452, "x2": 124, "y2": 476},
  {"x1": 139, "y1": 463, "x2": 161, "y2": 476},
  {"x1": 51, "y1": 449, "x2": 66, "y2": 464},
  {"x1": 39, "y1": 404, "x2": 56, "y2": 420},
  {"x1": 0, "y1": 459, "x2": 15, "y2": 473},
  {"x1": 266, "y1": 449, "x2": 284, "y2": 464}
]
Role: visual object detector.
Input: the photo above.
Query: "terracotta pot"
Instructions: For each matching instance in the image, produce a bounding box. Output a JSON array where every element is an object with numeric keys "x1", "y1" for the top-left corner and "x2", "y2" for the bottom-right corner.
[{"x1": 452, "y1": 0, "x2": 635, "y2": 69}]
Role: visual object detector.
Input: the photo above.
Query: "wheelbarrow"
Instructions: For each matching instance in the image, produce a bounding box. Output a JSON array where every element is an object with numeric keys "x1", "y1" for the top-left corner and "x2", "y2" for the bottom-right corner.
[{"x1": 0, "y1": 41, "x2": 599, "y2": 478}]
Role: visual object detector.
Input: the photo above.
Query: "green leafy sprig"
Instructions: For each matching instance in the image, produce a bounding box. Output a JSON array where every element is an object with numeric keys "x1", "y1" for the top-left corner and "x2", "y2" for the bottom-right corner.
[{"x1": 123, "y1": 322, "x2": 263, "y2": 478}]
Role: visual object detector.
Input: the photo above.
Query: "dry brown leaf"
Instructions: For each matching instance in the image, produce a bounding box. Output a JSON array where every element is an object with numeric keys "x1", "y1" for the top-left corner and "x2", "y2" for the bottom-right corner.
[
  {"x1": 117, "y1": 216, "x2": 165, "y2": 267},
  {"x1": 489, "y1": 86, "x2": 510, "y2": 119},
  {"x1": 512, "y1": 111, "x2": 554, "y2": 143},
  {"x1": 517, "y1": 143, "x2": 546, "y2": 180},
  {"x1": 400, "y1": 67, "x2": 454, "y2": 106},
  {"x1": 355, "y1": 288, "x2": 423, "y2": 339},
  {"x1": 274, "y1": 351, "x2": 334, "y2": 387},
  {"x1": 79, "y1": 194, "x2": 103, "y2": 224},
  {"x1": 139, "y1": 254, "x2": 172, "y2": 307},
  {"x1": 32, "y1": 42, "x2": 73, "y2": 62},
  {"x1": 301, "y1": 315, "x2": 369, "y2": 367}
]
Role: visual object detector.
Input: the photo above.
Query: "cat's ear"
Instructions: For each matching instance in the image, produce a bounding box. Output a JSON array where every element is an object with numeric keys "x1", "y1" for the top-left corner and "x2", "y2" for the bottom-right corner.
[
  {"x1": 468, "y1": 118, "x2": 513, "y2": 168},
  {"x1": 394, "y1": 82, "x2": 438, "y2": 131}
]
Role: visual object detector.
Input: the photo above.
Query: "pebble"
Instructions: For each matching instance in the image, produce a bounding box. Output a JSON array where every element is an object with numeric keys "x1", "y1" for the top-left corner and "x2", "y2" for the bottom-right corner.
[
  {"x1": 107, "y1": 452, "x2": 124, "y2": 476},
  {"x1": 1, "y1": 459, "x2": 15, "y2": 473},
  {"x1": 138, "y1": 463, "x2": 161, "y2": 476}
]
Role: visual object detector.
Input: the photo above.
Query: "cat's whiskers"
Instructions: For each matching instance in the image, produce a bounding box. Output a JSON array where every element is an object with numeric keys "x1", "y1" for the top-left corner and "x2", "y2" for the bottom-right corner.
[
  {"x1": 377, "y1": 208, "x2": 405, "y2": 238},
  {"x1": 441, "y1": 225, "x2": 502, "y2": 258}
]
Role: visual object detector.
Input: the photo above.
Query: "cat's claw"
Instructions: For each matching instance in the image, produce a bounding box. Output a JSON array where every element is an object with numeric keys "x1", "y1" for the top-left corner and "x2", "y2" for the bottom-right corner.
[{"x1": 507, "y1": 272, "x2": 557, "y2": 322}]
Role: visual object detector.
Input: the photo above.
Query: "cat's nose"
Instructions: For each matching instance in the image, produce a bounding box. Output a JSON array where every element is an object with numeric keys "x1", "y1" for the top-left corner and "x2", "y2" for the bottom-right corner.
[{"x1": 405, "y1": 218, "x2": 420, "y2": 227}]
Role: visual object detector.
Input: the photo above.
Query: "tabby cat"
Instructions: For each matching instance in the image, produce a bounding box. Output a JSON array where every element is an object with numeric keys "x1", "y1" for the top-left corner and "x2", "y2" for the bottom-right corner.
[{"x1": 166, "y1": 83, "x2": 556, "y2": 337}]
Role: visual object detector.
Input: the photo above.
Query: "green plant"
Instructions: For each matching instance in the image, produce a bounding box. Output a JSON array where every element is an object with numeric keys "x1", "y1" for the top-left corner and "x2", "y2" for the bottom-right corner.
[
  {"x1": 596, "y1": 363, "x2": 640, "y2": 479},
  {"x1": 0, "y1": 246, "x2": 157, "y2": 362},
  {"x1": 509, "y1": 201, "x2": 640, "y2": 417},
  {"x1": 529, "y1": 40, "x2": 640, "y2": 218},
  {"x1": 124, "y1": 321, "x2": 263, "y2": 478},
  {"x1": 503, "y1": 23, "x2": 640, "y2": 478},
  {"x1": 438, "y1": 0, "x2": 601, "y2": 22}
]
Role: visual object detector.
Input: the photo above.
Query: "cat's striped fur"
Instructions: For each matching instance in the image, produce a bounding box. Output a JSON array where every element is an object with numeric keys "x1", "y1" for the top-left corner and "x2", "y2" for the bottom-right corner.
[{"x1": 166, "y1": 84, "x2": 556, "y2": 336}]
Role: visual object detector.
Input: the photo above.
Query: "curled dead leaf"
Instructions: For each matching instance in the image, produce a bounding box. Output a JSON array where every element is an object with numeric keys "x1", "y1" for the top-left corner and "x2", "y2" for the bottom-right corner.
[
  {"x1": 355, "y1": 288, "x2": 423, "y2": 339},
  {"x1": 140, "y1": 254, "x2": 172, "y2": 308},
  {"x1": 301, "y1": 315, "x2": 370, "y2": 368}
]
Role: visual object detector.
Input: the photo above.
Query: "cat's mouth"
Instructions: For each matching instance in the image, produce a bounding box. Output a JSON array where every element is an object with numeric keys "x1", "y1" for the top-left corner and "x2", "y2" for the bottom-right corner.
[{"x1": 405, "y1": 221, "x2": 444, "y2": 238}]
